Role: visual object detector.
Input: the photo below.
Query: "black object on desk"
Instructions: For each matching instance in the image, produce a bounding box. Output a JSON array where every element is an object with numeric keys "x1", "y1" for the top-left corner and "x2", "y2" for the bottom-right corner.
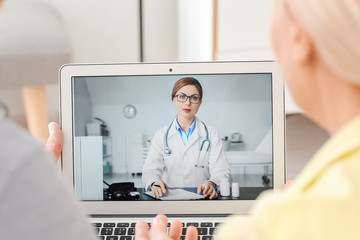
[{"x1": 103, "y1": 181, "x2": 140, "y2": 201}]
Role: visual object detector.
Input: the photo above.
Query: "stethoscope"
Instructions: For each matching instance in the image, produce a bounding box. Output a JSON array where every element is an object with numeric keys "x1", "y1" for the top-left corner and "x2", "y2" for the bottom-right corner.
[{"x1": 164, "y1": 119, "x2": 210, "y2": 168}]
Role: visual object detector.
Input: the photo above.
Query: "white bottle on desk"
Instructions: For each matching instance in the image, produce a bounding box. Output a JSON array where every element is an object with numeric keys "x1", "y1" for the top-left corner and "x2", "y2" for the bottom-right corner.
[
  {"x1": 220, "y1": 179, "x2": 231, "y2": 197},
  {"x1": 232, "y1": 182, "x2": 240, "y2": 198}
]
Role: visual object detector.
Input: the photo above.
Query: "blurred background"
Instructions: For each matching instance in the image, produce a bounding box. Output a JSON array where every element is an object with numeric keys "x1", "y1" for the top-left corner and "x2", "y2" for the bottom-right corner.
[{"x1": 0, "y1": 0, "x2": 329, "y2": 179}]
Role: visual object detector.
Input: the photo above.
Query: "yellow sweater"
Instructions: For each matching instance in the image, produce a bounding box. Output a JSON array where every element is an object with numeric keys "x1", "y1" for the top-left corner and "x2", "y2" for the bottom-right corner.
[{"x1": 216, "y1": 115, "x2": 360, "y2": 240}]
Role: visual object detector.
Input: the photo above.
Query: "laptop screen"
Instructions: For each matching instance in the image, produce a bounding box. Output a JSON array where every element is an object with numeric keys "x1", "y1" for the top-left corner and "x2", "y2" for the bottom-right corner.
[{"x1": 60, "y1": 61, "x2": 285, "y2": 215}]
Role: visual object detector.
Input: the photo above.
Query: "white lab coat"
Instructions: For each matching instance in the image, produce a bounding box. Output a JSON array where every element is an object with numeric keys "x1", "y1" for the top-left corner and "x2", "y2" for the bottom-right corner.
[{"x1": 142, "y1": 117, "x2": 230, "y2": 190}]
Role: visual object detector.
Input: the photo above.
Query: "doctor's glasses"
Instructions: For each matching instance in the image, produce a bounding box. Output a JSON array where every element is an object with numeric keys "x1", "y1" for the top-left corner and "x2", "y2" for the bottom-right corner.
[{"x1": 174, "y1": 94, "x2": 201, "y2": 104}]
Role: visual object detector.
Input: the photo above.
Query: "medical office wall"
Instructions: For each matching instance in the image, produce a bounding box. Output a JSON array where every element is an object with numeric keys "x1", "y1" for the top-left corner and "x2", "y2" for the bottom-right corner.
[{"x1": 73, "y1": 74, "x2": 272, "y2": 179}]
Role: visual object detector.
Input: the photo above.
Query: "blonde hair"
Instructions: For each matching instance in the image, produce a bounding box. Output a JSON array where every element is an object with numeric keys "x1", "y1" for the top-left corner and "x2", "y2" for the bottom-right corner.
[{"x1": 288, "y1": 0, "x2": 360, "y2": 85}]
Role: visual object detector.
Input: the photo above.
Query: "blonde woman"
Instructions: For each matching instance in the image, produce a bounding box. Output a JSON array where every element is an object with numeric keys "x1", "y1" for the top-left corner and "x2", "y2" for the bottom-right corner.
[{"x1": 135, "y1": 0, "x2": 360, "y2": 239}]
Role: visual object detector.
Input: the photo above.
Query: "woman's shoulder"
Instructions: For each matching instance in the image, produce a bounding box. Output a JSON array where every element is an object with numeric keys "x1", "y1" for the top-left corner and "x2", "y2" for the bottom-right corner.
[
  {"x1": 0, "y1": 119, "x2": 53, "y2": 187},
  {"x1": 0, "y1": 119, "x2": 47, "y2": 160}
]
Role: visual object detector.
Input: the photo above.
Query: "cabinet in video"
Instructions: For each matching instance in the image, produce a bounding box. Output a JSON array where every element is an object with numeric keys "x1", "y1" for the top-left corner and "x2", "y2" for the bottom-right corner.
[{"x1": 103, "y1": 181, "x2": 140, "y2": 201}]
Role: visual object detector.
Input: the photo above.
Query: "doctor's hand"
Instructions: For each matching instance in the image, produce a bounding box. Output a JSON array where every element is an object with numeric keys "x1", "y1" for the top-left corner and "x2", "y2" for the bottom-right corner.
[
  {"x1": 46, "y1": 122, "x2": 64, "y2": 163},
  {"x1": 151, "y1": 180, "x2": 169, "y2": 198},
  {"x1": 135, "y1": 214, "x2": 198, "y2": 240},
  {"x1": 197, "y1": 181, "x2": 218, "y2": 199}
]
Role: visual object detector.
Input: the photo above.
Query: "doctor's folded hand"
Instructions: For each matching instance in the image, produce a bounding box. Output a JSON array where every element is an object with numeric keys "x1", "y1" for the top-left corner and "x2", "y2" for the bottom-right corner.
[
  {"x1": 135, "y1": 215, "x2": 198, "y2": 240},
  {"x1": 197, "y1": 181, "x2": 217, "y2": 199},
  {"x1": 151, "y1": 180, "x2": 169, "y2": 198}
]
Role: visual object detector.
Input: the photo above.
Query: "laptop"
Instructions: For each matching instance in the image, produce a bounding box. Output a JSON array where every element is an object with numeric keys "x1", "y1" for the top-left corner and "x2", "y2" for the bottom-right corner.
[{"x1": 60, "y1": 61, "x2": 285, "y2": 239}]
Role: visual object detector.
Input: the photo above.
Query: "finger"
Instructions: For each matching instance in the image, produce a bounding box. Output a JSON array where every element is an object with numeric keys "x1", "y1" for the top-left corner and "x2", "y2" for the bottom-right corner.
[
  {"x1": 209, "y1": 189, "x2": 218, "y2": 199},
  {"x1": 197, "y1": 185, "x2": 203, "y2": 194},
  {"x1": 157, "y1": 186, "x2": 164, "y2": 197},
  {"x1": 46, "y1": 122, "x2": 64, "y2": 162},
  {"x1": 203, "y1": 185, "x2": 211, "y2": 198},
  {"x1": 152, "y1": 188, "x2": 157, "y2": 197},
  {"x1": 152, "y1": 187, "x2": 161, "y2": 198},
  {"x1": 157, "y1": 187, "x2": 163, "y2": 197},
  {"x1": 207, "y1": 186, "x2": 215, "y2": 196},
  {"x1": 150, "y1": 215, "x2": 169, "y2": 240},
  {"x1": 160, "y1": 182, "x2": 167, "y2": 194},
  {"x1": 203, "y1": 184, "x2": 211, "y2": 195},
  {"x1": 185, "y1": 226, "x2": 198, "y2": 240},
  {"x1": 156, "y1": 214, "x2": 168, "y2": 223},
  {"x1": 152, "y1": 215, "x2": 168, "y2": 231},
  {"x1": 135, "y1": 221, "x2": 150, "y2": 240},
  {"x1": 154, "y1": 187, "x2": 163, "y2": 198},
  {"x1": 283, "y1": 180, "x2": 293, "y2": 191},
  {"x1": 168, "y1": 220, "x2": 182, "y2": 240}
]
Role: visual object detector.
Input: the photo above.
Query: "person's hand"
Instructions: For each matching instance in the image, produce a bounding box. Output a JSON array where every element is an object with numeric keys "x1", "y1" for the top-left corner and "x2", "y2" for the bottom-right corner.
[
  {"x1": 283, "y1": 180, "x2": 293, "y2": 191},
  {"x1": 197, "y1": 181, "x2": 218, "y2": 199},
  {"x1": 46, "y1": 122, "x2": 63, "y2": 163},
  {"x1": 135, "y1": 214, "x2": 198, "y2": 240},
  {"x1": 151, "y1": 180, "x2": 169, "y2": 198}
]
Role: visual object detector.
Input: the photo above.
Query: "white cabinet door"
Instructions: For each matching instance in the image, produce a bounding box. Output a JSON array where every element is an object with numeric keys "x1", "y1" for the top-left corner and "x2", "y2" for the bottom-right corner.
[
  {"x1": 217, "y1": 0, "x2": 273, "y2": 61},
  {"x1": 74, "y1": 136, "x2": 103, "y2": 200}
]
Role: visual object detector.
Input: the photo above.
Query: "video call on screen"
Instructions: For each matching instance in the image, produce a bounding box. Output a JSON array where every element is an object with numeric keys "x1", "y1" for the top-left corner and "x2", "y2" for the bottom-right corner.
[{"x1": 72, "y1": 73, "x2": 274, "y2": 201}]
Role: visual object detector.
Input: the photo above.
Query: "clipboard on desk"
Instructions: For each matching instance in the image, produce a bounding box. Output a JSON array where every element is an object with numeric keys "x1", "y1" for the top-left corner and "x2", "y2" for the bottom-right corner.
[{"x1": 144, "y1": 189, "x2": 204, "y2": 201}]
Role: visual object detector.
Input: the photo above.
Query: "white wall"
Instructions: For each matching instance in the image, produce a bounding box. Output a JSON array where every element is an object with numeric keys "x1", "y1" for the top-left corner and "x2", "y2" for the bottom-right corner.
[
  {"x1": 217, "y1": 0, "x2": 273, "y2": 61},
  {"x1": 143, "y1": 0, "x2": 178, "y2": 61},
  {"x1": 177, "y1": 0, "x2": 213, "y2": 61},
  {"x1": 215, "y1": 0, "x2": 300, "y2": 113},
  {"x1": 37, "y1": 0, "x2": 141, "y2": 63},
  {"x1": 42, "y1": 0, "x2": 178, "y2": 63}
]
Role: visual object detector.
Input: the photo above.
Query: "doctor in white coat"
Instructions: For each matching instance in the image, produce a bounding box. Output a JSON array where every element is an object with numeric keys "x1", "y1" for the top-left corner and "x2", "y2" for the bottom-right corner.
[{"x1": 142, "y1": 77, "x2": 230, "y2": 199}]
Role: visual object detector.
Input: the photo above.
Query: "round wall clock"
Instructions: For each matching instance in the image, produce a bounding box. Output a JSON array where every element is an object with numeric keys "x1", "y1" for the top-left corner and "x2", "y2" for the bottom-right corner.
[{"x1": 123, "y1": 104, "x2": 137, "y2": 119}]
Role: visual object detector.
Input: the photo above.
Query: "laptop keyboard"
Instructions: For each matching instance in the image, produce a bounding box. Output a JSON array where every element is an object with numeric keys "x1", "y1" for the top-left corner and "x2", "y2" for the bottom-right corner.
[{"x1": 93, "y1": 221, "x2": 220, "y2": 240}]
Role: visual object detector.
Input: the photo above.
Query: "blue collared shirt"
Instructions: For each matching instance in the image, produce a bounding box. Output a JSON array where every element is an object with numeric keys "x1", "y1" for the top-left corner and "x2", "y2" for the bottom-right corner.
[{"x1": 175, "y1": 118, "x2": 196, "y2": 145}]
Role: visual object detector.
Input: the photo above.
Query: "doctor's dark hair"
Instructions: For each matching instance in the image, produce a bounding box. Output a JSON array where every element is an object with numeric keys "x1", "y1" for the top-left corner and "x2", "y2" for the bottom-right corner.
[{"x1": 171, "y1": 77, "x2": 203, "y2": 100}]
